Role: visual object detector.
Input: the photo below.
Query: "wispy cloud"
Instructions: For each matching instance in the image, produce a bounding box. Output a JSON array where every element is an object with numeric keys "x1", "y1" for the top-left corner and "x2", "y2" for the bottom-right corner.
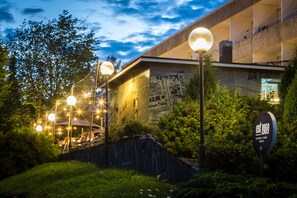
[
  {"x1": 0, "y1": 0, "x2": 228, "y2": 64},
  {"x1": 0, "y1": 7, "x2": 14, "y2": 22},
  {"x1": 22, "y1": 8, "x2": 44, "y2": 15}
]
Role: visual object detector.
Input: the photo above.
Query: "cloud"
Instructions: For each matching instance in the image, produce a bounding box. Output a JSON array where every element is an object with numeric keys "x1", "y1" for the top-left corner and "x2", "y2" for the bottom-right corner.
[
  {"x1": 0, "y1": 6, "x2": 14, "y2": 22},
  {"x1": 22, "y1": 8, "x2": 44, "y2": 15}
]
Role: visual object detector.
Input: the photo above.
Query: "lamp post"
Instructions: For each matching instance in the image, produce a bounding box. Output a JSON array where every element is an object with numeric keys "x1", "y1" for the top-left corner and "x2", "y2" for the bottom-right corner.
[
  {"x1": 48, "y1": 113, "x2": 56, "y2": 137},
  {"x1": 188, "y1": 27, "x2": 213, "y2": 169},
  {"x1": 100, "y1": 61, "x2": 114, "y2": 168},
  {"x1": 66, "y1": 93, "x2": 77, "y2": 152}
]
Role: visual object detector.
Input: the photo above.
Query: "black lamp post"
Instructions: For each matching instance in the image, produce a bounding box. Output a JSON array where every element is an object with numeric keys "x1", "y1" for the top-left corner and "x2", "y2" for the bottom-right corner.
[
  {"x1": 100, "y1": 61, "x2": 114, "y2": 168},
  {"x1": 188, "y1": 27, "x2": 214, "y2": 169},
  {"x1": 66, "y1": 88, "x2": 77, "y2": 152}
]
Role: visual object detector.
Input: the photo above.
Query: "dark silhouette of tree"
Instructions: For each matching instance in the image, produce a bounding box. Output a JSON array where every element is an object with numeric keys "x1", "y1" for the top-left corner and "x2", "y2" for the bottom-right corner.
[
  {"x1": 279, "y1": 48, "x2": 297, "y2": 100},
  {"x1": 6, "y1": 10, "x2": 100, "y2": 119}
]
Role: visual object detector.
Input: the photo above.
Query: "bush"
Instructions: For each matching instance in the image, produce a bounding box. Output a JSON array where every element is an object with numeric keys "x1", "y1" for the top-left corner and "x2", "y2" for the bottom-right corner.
[
  {"x1": 158, "y1": 85, "x2": 253, "y2": 159},
  {"x1": 0, "y1": 127, "x2": 59, "y2": 180},
  {"x1": 109, "y1": 120, "x2": 160, "y2": 143},
  {"x1": 173, "y1": 171, "x2": 297, "y2": 198},
  {"x1": 283, "y1": 73, "x2": 297, "y2": 131}
]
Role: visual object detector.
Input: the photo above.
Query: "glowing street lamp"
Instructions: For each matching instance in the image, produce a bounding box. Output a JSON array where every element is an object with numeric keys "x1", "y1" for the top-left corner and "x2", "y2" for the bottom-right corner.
[
  {"x1": 188, "y1": 27, "x2": 213, "y2": 169},
  {"x1": 66, "y1": 93, "x2": 77, "y2": 152},
  {"x1": 100, "y1": 61, "x2": 114, "y2": 168},
  {"x1": 36, "y1": 125, "x2": 43, "y2": 132},
  {"x1": 48, "y1": 113, "x2": 56, "y2": 122}
]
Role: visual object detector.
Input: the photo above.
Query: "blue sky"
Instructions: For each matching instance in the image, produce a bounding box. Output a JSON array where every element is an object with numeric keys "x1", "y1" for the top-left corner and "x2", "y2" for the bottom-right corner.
[{"x1": 0, "y1": 0, "x2": 228, "y2": 65}]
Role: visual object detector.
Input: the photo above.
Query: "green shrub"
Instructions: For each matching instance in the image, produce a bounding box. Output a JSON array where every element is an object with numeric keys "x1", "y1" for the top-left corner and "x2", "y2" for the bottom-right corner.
[
  {"x1": 0, "y1": 127, "x2": 59, "y2": 180},
  {"x1": 283, "y1": 72, "x2": 297, "y2": 131},
  {"x1": 110, "y1": 120, "x2": 160, "y2": 143},
  {"x1": 173, "y1": 171, "x2": 297, "y2": 198},
  {"x1": 158, "y1": 101, "x2": 200, "y2": 158},
  {"x1": 158, "y1": 85, "x2": 252, "y2": 159},
  {"x1": 279, "y1": 47, "x2": 297, "y2": 100}
]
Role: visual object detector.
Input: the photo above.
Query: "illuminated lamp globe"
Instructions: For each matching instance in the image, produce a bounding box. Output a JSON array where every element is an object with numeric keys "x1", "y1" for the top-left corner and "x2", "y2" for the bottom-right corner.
[
  {"x1": 48, "y1": 113, "x2": 56, "y2": 121},
  {"x1": 100, "y1": 61, "x2": 114, "y2": 76},
  {"x1": 36, "y1": 125, "x2": 43, "y2": 132},
  {"x1": 188, "y1": 27, "x2": 213, "y2": 53},
  {"x1": 66, "y1": 95, "x2": 77, "y2": 106}
]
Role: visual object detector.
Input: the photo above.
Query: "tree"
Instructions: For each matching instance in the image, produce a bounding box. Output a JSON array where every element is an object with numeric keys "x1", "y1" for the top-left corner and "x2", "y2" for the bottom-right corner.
[
  {"x1": 279, "y1": 48, "x2": 297, "y2": 100},
  {"x1": 185, "y1": 54, "x2": 217, "y2": 100},
  {"x1": 6, "y1": 10, "x2": 100, "y2": 119},
  {"x1": 0, "y1": 41, "x2": 9, "y2": 110},
  {"x1": 0, "y1": 53, "x2": 35, "y2": 133},
  {"x1": 283, "y1": 72, "x2": 297, "y2": 131}
]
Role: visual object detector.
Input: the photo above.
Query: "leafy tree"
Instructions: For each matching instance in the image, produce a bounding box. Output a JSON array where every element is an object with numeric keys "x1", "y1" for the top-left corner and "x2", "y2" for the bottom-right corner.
[
  {"x1": 6, "y1": 10, "x2": 100, "y2": 119},
  {"x1": 0, "y1": 41, "x2": 9, "y2": 110},
  {"x1": 283, "y1": 72, "x2": 297, "y2": 131},
  {"x1": 279, "y1": 47, "x2": 297, "y2": 100},
  {"x1": 185, "y1": 54, "x2": 217, "y2": 100}
]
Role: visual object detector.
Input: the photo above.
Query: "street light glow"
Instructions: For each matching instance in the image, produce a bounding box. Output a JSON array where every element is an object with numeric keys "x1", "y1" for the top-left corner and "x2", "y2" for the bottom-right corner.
[
  {"x1": 36, "y1": 125, "x2": 43, "y2": 132},
  {"x1": 100, "y1": 61, "x2": 114, "y2": 76},
  {"x1": 188, "y1": 27, "x2": 213, "y2": 53},
  {"x1": 66, "y1": 95, "x2": 77, "y2": 106},
  {"x1": 48, "y1": 113, "x2": 56, "y2": 121}
]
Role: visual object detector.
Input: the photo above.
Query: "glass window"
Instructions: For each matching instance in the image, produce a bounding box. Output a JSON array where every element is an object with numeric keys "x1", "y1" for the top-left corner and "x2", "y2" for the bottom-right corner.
[{"x1": 261, "y1": 78, "x2": 281, "y2": 104}]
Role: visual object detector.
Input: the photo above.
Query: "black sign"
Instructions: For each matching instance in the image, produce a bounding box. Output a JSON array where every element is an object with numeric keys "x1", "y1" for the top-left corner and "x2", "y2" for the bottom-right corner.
[{"x1": 253, "y1": 112, "x2": 277, "y2": 154}]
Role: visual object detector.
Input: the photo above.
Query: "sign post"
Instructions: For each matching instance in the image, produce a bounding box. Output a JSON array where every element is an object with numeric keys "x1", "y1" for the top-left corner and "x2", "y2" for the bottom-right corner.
[{"x1": 253, "y1": 112, "x2": 277, "y2": 177}]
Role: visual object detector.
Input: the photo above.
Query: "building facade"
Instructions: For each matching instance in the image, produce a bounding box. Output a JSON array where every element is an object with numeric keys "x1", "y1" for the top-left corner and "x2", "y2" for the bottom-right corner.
[
  {"x1": 143, "y1": 0, "x2": 297, "y2": 65},
  {"x1": 107, "y1": 0, "x2": 296, "y2": 125},
  {"x1": 109, "y1": 57, "x2": 283, "y2": 125}
]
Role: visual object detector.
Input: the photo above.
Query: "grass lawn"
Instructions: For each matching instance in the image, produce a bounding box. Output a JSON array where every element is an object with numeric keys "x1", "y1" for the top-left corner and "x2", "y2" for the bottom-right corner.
[{"x1": 0, "y1": 161, "x2": 174, "y2": 198}]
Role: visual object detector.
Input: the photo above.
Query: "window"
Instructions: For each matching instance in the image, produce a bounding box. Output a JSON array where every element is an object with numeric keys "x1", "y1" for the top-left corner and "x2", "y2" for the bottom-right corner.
[{"x1": 261, "y1": 78, "x2": 281, "y2": 104}]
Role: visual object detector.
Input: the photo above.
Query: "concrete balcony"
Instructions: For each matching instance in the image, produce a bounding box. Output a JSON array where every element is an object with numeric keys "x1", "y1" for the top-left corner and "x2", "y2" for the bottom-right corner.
[
  {"x1": 233, "y1": 38, "x2": 252, "y2": 61},
  {"x1": 252, "y1": 24, "x2": 281, "y2": 53}
]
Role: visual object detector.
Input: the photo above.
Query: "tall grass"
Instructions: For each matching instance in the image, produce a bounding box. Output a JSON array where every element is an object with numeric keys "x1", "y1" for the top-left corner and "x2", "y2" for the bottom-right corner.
[{"x1": 0, "y1": 161, "x2": 174, "y2": 198}]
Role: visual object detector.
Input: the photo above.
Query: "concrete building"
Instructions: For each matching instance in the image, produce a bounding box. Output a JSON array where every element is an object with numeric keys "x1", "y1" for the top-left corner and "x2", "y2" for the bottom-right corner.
[
  {"x1": 107, "y1": 0, "x2": 297, "y2": 125},
  {"x1": 144, "y1": 0, "x2": 297, "y2": 66}
]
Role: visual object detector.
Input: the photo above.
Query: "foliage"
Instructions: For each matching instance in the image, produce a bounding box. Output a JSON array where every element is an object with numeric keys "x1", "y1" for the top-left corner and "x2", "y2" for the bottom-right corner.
[
  {"x1": 6, "y1": 10, "x2": 100, "y2": 117},
  {"x1": 279, "y1": 47, "x2": 297, "y2": 100},
  {"x1": 0, "y1": 161, "x2": 174, "y2": 198},
  {"x1": 157, "y1": 83, "x2": 287, "y2": 176},
  {"x1": 0, "y1": 127, "x2": 59, "y2": 180},
  {"x1": 265, "y1": 142, "x2": 297, "y2": 182},
  {"x1": 110, "y1": 120, "x2": 160, "y2": 143},
  {"x1": 158, "y1": 100, "x2": 200, "y2": 158},
  {"x1": 173, "y1": 171, "x2": 297, "y2": 198},
  {"x1": 0, "y1": 54, "x2": 35, "y2": 133},
  {"x1": 0, "y1": 41, "x2": 9, "y2": 110},
  {"x1": 283, "y1": 72, "x2": 297, "y2": 131},
  {"x1": 158, "y1": 85, "x2": 253, "y2": 159},
  {"x1": 185, "y1": 54, "x2": 217, "y2": 100}
]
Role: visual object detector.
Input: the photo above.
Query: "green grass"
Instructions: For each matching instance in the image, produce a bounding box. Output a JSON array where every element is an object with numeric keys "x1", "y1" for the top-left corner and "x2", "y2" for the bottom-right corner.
[{"x1": 0, "y1": 161, "x2": 174, "y2": 198}]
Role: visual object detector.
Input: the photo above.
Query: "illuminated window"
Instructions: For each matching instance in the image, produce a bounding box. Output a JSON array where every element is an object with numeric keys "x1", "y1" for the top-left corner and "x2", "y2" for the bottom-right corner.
[{"x1": 261, "y1": 78, "x2": 281, "y2": 104}]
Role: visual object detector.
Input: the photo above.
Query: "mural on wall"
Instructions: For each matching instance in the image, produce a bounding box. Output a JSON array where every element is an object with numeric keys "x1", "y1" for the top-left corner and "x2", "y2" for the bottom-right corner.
[
  {"x1": 149, "y1": 72, "x2": 186, "y2": 123},
  {"x1": 110, "y1": 70, "x2": 150, "y2": 124}
]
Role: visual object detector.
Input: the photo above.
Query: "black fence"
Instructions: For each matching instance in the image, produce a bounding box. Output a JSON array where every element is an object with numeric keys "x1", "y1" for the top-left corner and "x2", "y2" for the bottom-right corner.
[{"x1": 59, "y1": 136, "x2": 196, "y2": 183}]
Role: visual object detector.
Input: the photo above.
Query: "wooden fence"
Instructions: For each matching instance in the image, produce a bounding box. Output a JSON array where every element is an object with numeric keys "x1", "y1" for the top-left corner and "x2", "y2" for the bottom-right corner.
[{"x1": 59, "y1": 136, "x2": 196, "y2": 183}]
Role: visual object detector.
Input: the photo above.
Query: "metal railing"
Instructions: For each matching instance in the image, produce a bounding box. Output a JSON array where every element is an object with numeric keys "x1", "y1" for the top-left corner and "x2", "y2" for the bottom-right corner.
[{"x1": 283, "y1": 9, "x2": 297, "y2": 21}]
